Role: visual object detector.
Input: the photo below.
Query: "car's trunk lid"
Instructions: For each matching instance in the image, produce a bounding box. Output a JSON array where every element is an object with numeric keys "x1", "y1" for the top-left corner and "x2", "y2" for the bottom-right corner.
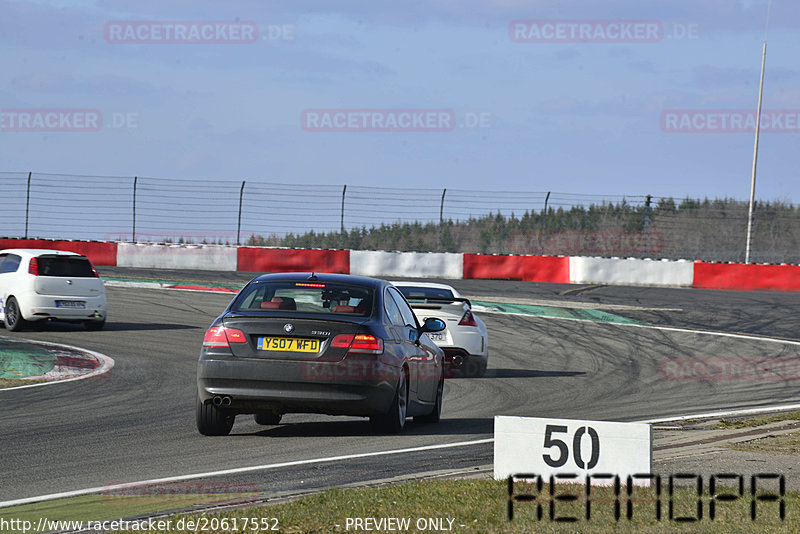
[
  {"x1": 33, "y1": 256, "x2": 103, "y2": 297},
  {"x1": 222, "y1": 315, "x2": 366, "y2": 361}
]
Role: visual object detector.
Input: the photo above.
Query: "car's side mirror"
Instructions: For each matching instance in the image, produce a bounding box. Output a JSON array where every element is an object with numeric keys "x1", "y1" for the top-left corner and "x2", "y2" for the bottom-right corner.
[{"x1": 420, "y1": 317, "x2": 446, "y2": 333}]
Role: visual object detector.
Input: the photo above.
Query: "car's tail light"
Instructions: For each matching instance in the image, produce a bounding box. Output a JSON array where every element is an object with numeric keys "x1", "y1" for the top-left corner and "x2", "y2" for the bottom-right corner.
[
  {"x1": 203, "y1": 326, "x2": 247, "y2": 347},
  {"x1": 331, "y1": 334, "x2": 384, "y2": 354},
  {"x1": 89, "y1": 261, "x2": 99, "y2": 278},
  {"x1": 459, "y1": 309, "x2": 477, "y2": 326},
  {"x1": 28, "y1": 258, "x2": 39, "y2": 275}
]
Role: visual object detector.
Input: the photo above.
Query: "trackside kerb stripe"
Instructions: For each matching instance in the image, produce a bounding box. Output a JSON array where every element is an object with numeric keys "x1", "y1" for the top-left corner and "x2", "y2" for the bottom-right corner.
[{"x1": 0, "y1": 338, "x2": 114, "y2": 391}]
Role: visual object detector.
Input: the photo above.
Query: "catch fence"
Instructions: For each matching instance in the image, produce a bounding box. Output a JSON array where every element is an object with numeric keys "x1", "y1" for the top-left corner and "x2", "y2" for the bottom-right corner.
[{"x1": 1, "y1": 171, "x2": 797, "y2": 264}]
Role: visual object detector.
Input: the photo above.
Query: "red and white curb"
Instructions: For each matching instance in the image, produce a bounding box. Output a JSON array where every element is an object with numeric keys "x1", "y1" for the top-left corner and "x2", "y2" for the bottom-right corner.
[{"x1": 0, "y1": 338, "x2": 114, "y2": 391}]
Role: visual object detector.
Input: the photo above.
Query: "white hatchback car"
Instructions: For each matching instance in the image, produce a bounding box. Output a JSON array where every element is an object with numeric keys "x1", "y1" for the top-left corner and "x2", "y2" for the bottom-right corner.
[
  {"x1": 0, "y1": 249, "x2": 107, "y2": 331},
  {"x1": 392, "y1": 281, "x2": 488, "y2": 377}
]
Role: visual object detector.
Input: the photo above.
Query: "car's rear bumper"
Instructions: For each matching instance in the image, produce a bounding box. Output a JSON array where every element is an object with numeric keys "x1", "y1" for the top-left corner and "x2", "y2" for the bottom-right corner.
[
  {"x1": 198, "y1": 356, "x2": 400, "y2": 416},
  {"x1": 17, "y1": 293, "x2": 107, "y2": 322},
  {"x1": 434, "y1": 329, "x2": 487, "y2": 357}
]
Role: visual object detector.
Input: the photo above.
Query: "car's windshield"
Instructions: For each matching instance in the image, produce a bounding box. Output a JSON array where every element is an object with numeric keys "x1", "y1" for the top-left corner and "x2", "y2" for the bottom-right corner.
[
  {"x1": 396, "y1": 286, "x2": 455, "y2": 300},
  {"x1": 232, "y1": 281, "x2": 374, "y2": 316}
]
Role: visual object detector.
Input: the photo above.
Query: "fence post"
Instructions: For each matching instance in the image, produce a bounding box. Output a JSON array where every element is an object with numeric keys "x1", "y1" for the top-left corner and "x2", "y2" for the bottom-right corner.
[
  {"x1": 132, "y1": 176, "x2": 137, "y2": 242},
  {"x1": 643, "y1": 194, "x2": 652, "y2": 256},
  {"x1": 237, "y1": 180, "x2": 246, "y2": 246},
  {"x1": 438, "y1": 188, "x2": 447, "y2": 252},
  {"x1": 539, "y1": 191, "x2": 550, "y2": 254},
  {"x1": 340, "y1": 185, "x2": 347, "y2": 248},
  {"x1": 24, "y1": 172, "x2": 31, "y2": 239}
]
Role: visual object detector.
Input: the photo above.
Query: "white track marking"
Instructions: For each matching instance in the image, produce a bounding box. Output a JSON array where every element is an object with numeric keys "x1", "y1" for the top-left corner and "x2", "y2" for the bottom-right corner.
[
  {"x1": 0, "y1": 337, "x2": 114, "y2": 391},
  {"x1": 479, "y1": 306, "x2": 800, "y2": 347},
  {"x1": 640, "y1": 403, "x2": 800, "y2": 424},
  {"x1": 0, "y1": 439, "x2": 494, "y2": 508}
]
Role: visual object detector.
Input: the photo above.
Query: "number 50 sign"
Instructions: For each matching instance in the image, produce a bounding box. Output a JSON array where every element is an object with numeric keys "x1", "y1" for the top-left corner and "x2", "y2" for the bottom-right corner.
[{"x1": 494, "y1": 416, "x2": 652, "y2": 485}]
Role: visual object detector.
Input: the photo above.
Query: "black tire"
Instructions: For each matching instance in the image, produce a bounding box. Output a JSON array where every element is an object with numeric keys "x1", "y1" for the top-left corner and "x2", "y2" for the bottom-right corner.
[
  {"x1": 84, "y1": 320, "x2": 106, "y2": 331},
  {"x1": 371, "y1": 370, "x2": 408, "y2": 433},
  {"x1": 4, "y1": 297, "x2": 27, "y2": 332},
  {"x1": 254, "y1": 412, "x2": 282, "y2": 425},
  {"x1": 196, "y1": 396, "x2": 234, "y2": 436},
  {"x1": 465, "y1": 357, "x2": 487, "y2": 378},
  {"x1": 415, "y1": 372, "x2": 443, "y2": 424}
]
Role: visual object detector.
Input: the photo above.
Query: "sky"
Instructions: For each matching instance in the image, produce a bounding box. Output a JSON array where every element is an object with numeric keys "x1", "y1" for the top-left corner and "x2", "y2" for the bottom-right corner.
[{"x1": 1, "y1": 0, "x2": 798, "y2": 203}]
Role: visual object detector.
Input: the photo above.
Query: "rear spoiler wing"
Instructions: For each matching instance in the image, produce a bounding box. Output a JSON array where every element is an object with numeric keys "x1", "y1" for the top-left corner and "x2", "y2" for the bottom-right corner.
[{"x1": 404, "y1": 297, "x2": 472, "y2": 309}]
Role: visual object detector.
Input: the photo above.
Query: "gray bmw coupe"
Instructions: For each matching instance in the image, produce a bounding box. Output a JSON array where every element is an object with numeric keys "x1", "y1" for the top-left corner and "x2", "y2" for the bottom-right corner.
[{"x1": 197, "y1": 272, "x2": 446, "y2": 435}]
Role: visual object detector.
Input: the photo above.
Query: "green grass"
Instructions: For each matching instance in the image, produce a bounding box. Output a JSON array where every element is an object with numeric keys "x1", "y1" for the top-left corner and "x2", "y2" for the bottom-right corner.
[
  {"x1": 718, "y1": 411, "x2": 800, "y2": 429},
  {"x1": 0, "y1": 378, "x2": 48, "y2": 389},
  {"x1": 4, "y1": 479, "x2": 794, "y2": 533}
]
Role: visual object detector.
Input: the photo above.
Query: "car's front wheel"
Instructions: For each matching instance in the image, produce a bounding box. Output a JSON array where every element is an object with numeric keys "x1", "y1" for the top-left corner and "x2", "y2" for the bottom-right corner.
[
  {"x1": 4, "y1": 297, "x2": 27, "y2": 332},
  {"x1": 371, "y1": 370, "x2": 408, "y2": 433},
  {"x1": 196, "y1": 396, "x2": 234, "y2": 436}
]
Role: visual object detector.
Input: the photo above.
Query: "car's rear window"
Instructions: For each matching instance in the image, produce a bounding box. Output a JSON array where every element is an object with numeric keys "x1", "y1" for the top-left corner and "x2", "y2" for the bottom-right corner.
[
  {"x1": 396, "y1": 286, "x2": 454, "y2": 300},
  {"x1": 232, "y1": 281, "x2": 374, "y2": 316},
  {"x1": 37, "y1": 256, "x2": 96, "y2": 277}
]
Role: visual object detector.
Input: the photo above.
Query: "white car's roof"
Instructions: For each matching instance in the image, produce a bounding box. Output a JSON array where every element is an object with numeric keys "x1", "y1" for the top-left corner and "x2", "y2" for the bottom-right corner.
[{"x1": 0, "y1": 249, "x2": 83, "y2": 257}]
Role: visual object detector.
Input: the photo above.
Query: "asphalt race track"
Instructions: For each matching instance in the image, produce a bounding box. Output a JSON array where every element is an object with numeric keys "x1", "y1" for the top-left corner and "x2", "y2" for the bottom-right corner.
[{"x1": 3, "y1": 269, "x2": 800, "y2": 505}]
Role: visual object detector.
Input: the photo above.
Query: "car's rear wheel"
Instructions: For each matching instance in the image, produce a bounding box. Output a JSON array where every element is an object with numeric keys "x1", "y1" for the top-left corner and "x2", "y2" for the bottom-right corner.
[
  {"x1": 254, "y1": 412, "x2": 282, "y2": 425},
  {"x1": 371, "y1": 370, "x2": 408, "y2": 433},
  {"x1": 414, "y1": 372, "x2": 443, "y2": 424},
  {"x1": 465, "y1": 357, "x2": 487, "y2": 378},
  {"x1": 4, "y1": 297, "x2": 27, "y2": 332},
  {"x1": 84, "y1": 320, "x2": 106, "y2": 331},
  {"x1": 196, "y1": 396, "x2": 234, "y2": 436}
]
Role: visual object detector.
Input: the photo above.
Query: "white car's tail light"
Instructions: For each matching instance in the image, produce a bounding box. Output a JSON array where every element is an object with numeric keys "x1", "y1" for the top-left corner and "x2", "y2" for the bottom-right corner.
[
  {"x1": 28, "y1": 257, "x2": 39, "y2": 275},
  {"x1": 458, "y1": 309, "x2": 477, "y2": 326}
]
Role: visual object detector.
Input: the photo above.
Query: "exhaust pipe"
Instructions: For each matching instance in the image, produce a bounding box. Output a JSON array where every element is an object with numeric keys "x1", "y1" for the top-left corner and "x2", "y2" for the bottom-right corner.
[
  {"x1": 451, "y1": 355, "x2": 465, "y2": 368},
  {"x1": 212, "y1": 395, "x2": 232, "y2": 407}
]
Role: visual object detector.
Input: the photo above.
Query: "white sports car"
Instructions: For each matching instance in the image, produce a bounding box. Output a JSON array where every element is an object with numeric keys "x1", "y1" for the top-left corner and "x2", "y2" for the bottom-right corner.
[{"x1": 392, "y1": 281, "x2": 488, "y2": 377}]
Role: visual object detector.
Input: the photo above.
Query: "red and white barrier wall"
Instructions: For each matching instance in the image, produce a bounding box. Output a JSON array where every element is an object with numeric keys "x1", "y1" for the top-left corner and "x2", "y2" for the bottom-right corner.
[
  {"x1": 351, "y1": 251, "x2": 464, "y2": 279},
  {"x1": 117, "y1": 243, "x2": 238, "y2": 271},
  {"x1": 569, "y1": 257, "x2": 694, "y2": 287},
  {"x1": 2, "y1": 239, "x2": 799, "y2": 292}
]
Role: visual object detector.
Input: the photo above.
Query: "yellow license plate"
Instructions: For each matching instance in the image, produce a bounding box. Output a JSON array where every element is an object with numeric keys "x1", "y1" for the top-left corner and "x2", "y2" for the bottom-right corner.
[{"x1": 257, "y1": 337, "x2": 320, "y2": 353}]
